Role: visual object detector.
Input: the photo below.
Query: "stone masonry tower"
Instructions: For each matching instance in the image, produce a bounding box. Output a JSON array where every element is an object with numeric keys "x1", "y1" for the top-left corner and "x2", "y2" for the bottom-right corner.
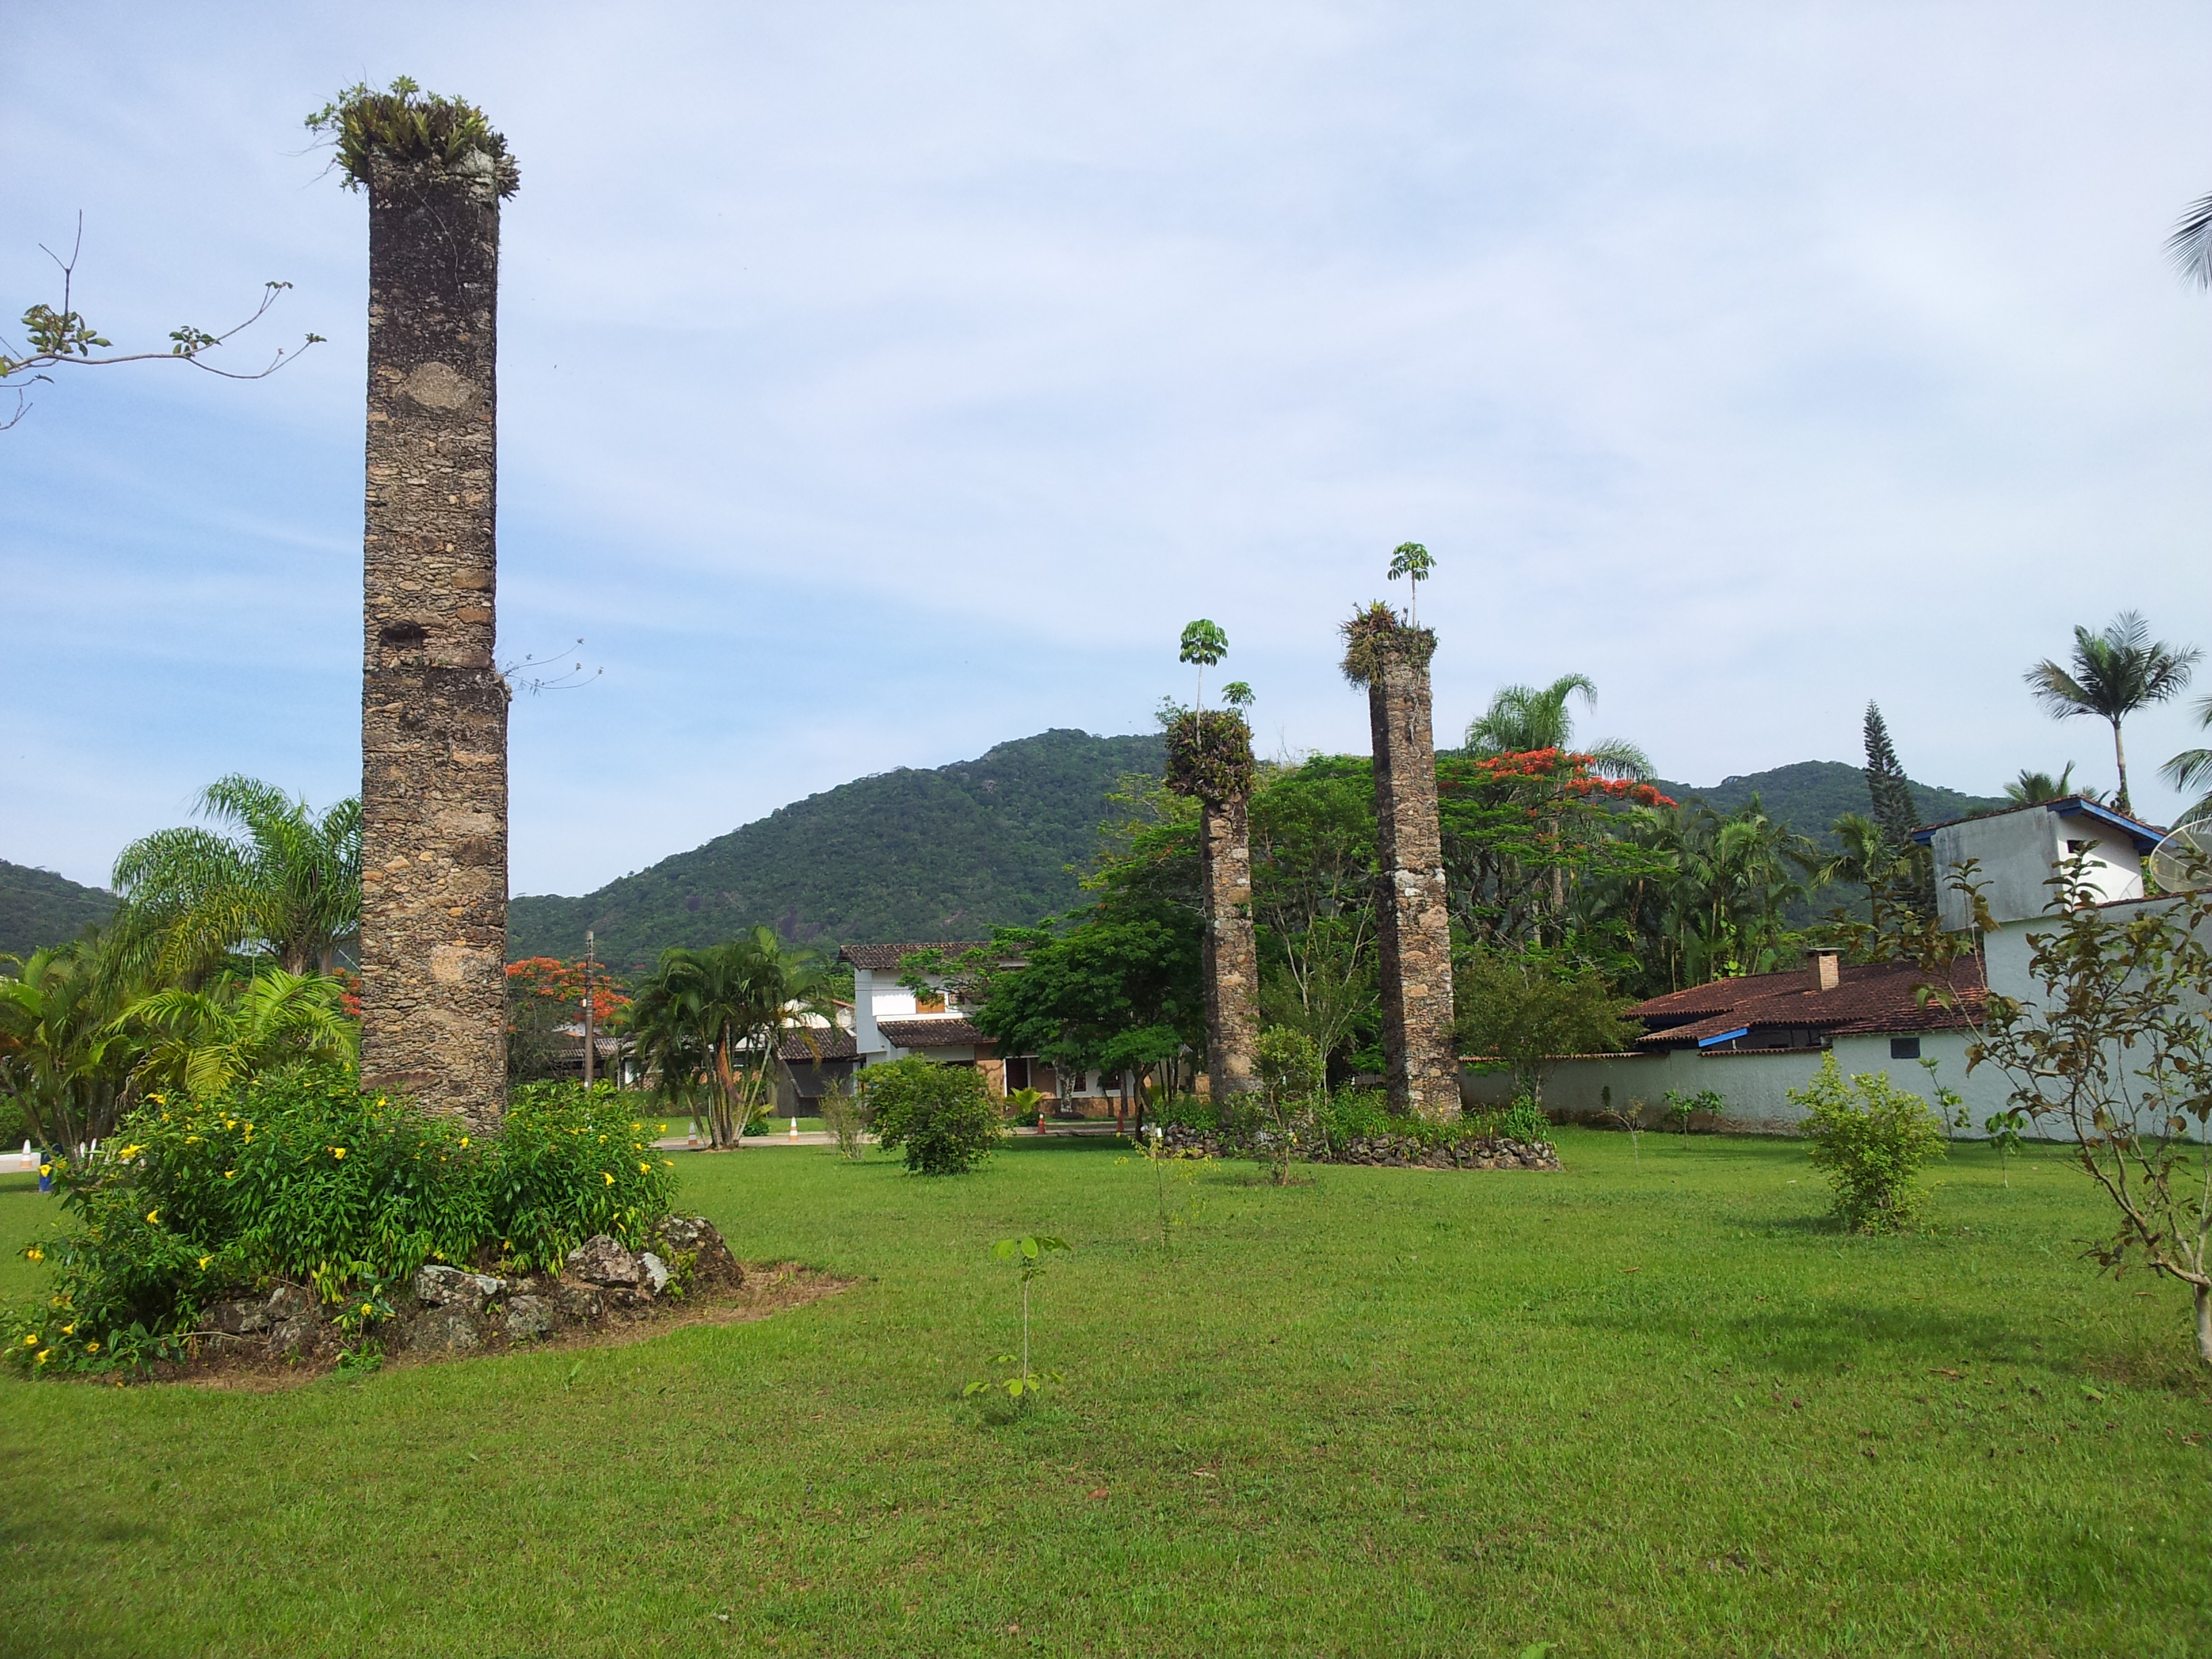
[
  {"x1": 323, "y1": 85, "x2": 520, "y2": 1130},
  {"x1": 1166, "y1": 710, "x2": 1261, "y2": 1115},
  {"x1": 1342, "y1": 604, "x2": 1458, "y2": 1121}
]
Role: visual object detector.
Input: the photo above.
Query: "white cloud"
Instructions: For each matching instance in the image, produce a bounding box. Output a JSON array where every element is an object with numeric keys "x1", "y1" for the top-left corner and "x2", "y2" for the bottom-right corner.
[{"x1": 4, "y1": 1, "x2": 2210, "y2": 894}]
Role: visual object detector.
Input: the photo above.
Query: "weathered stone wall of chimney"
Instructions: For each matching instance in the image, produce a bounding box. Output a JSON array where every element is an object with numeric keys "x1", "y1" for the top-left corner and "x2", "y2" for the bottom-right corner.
[
  {"x1": 358, "y1": 150, "x2": 509, "y2": 1130},
  {"x1": 1200, "y1": 793, "x2": 1261, "y2": 1109},
  {"x1": 1365, "y1": 640, "x2": 1458, "y2": 1120}
]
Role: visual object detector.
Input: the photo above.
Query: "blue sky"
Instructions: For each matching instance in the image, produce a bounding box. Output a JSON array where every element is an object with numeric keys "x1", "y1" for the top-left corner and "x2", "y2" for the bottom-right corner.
[{"x1": 5, "y1": 3, "x2": 2211, "y2": 897}]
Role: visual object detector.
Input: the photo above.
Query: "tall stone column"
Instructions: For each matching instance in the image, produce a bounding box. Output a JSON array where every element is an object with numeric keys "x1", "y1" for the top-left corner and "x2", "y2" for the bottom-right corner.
[
  {"x1": 342, "y1": 94, "x2": 520, "y2": 1132},
  {"x1": 1343, "y1": 605, "x2": 1458, "y2": 1121},
  {"x1": 1166, "y1": 710, "x2": 1261, "y2": 1115}
]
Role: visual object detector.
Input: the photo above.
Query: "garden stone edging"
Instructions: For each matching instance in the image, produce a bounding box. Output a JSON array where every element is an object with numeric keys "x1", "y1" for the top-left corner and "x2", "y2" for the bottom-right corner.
[
  {"x1": 1151, "y1": 1122, "x2": 1560, "y2": 1172},
  {"x1": 186, "y1": 1215, "x2": 744, "y2": 1368}
]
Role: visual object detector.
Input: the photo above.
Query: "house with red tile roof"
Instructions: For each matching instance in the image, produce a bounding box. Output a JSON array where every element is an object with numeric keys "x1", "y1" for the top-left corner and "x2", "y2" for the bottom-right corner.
[{"x1": 1462, "y1": 796, "x2": 2171, "y2": 1134}]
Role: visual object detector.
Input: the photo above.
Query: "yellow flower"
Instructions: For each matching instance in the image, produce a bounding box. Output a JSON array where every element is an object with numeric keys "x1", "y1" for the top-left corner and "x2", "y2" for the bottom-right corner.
[
  {"x1": 331, "y1": 1147, "x2": 347, "y2": 1160},
  {"x1": 145, "y1": 1210, "x2": 160, "y2": 1225},
  {"x1": 602, "y1": 1172, "x2": 614, "y2": 1186},
  {"x1": 24, "y1": 1247, "x2": 42, "y2": 1263},
  {"x1": 60, "y1": 1324, "x2": 73, "y2": 1336},
  {"x1": 632, "y1": 1122, "x2": 642, "y2": 1132},
  {"x1": 35, "y1": 1349, "x2": 51, "y2": 1365},
  {"x1": 22, "y1": 1334, "x2": 36, "y2": 1347},
  {"x1": 638, "y1": 1162, "x2": 651, "y2": 1174},
  {"x1": 37, "y1": 1164, "x2": 50, "y2": 1178},
  {"x1": 360, "y1": 1303, "x2": 373, "y2": 1317},
  {"x1": 197, "y1": 1256, "x2": 212, "y2": 1270},
  {"x1": 458, "y1": 1136, "x2": 470, "y2": 1149},
  {"x1": 85, "y1": 1340, "x2": 99, "y2": 1354},
  {"x1": 661, "y1": 1159, "x2": 674, "y2": 1168},
  {"x1": 659, "y1": 1123, "x2": 668, "y2": 1133},
  {"x1": 224, "y1": 1170, "x2": 236, "y2": 1179}
]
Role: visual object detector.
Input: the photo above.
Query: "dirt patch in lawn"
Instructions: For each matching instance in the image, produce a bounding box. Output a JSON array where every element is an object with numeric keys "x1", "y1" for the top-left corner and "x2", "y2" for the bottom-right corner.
[{"x1": 129, "y1": 1263, "x2": 856, "y2": 1393}]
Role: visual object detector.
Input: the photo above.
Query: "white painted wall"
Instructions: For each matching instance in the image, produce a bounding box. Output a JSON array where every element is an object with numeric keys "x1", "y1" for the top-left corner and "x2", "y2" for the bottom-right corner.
[
  {"x1": 1467, "y1": 1030, "x2": 2012, "y2": 1134},
  {"x1": 1931, "y1": 803, "x2": 2144, "y2": 930}
]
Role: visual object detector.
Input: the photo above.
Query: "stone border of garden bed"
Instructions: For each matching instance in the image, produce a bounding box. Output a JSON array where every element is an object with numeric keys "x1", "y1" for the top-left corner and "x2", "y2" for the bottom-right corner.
[
  {"x1": 1153, "y1": 1123, "x2": 1561, "y2": 1171},
  {"x1": 109, "y1": 1216, "x2": 854, "y2": 1390}
]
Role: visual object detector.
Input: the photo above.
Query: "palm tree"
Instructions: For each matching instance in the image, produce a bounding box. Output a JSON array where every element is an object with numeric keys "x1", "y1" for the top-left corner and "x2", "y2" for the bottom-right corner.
[
  {"x1": 117, "y1": 969, "x2": 357, "y2": 1101},
  {"x1": 1821, "y1": 812, "x2": 1898, "y2": 928},
  {"x1": 110, "y1": 776, "x2": 361, "y2": 985},
  {"x1": 1465, "y1": 673, "x2": 1654, "y2": 780},
  {"x1": 628, "y1": 928, "x2": 840, "y2": 1148},
  {"x1": 2024, "y1": 612, "x2": 2200, "y2": 817},
  {"x1": 2005, "y1": 764, "x2": 2098, "y2": 806},
  {"x1": 0, "y1": 939, "x2": 136, "y2": 1150},
  {"x1": 2169, "y1": 188, "x2": 2212, "y2": 290},
  {"x1": 2161, "y1": 693, "x2": 2212, "y2": 826}
]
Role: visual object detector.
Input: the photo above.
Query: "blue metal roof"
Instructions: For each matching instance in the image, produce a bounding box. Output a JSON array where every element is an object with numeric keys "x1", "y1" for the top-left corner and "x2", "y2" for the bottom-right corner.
[{"x1": 1910, "y1": 796, "x2": 2163, "y2": 853}]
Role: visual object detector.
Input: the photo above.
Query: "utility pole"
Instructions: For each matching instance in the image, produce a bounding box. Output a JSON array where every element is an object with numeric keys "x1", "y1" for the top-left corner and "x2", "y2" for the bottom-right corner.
[{"x1": 581, "y1": 929, "x2": 596, "y2": 1087}]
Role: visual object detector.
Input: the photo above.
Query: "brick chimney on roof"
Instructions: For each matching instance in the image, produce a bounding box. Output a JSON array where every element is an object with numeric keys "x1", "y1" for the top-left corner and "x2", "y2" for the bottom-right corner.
[{"x1": 1807, "y1": 947, "x2": 1842, "y2": 993}]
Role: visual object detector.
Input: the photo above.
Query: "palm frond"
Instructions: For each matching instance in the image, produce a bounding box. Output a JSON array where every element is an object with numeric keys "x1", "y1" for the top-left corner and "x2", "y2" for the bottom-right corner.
[{"x1": 2169, "y1": 190, "x2": 2212, "y2": 290}]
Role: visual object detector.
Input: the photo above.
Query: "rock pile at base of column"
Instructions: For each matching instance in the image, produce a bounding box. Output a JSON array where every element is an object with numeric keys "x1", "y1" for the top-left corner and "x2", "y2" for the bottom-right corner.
[{"x1": 198, "y1": 1214, "x2": 743, "y2": 1361}]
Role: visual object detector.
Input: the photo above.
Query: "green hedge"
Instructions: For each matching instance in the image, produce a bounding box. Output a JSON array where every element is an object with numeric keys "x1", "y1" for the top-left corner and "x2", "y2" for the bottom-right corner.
[{"x1": 5, "y1": 1071, "x2": 675, "y2": 1376}]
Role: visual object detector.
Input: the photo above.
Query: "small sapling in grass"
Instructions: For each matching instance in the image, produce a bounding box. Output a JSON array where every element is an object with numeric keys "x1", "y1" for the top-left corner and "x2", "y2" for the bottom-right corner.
[
  {"x1": 966, "y1": 1234, "x2": 1069, "y2": 1411},
  {"x1": 1983, "y1": 1107, "x2": 2028, "y2": 1187}
]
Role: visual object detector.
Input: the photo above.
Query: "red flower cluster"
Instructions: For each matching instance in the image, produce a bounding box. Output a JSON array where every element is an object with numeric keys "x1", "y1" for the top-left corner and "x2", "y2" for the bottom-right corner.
[
  {"x1": 1463, "y1": 749, "x2": 1676, "y2": 810},
  {"x1": 506, "y1": 956, "x2": 632, "y2": 1023}
]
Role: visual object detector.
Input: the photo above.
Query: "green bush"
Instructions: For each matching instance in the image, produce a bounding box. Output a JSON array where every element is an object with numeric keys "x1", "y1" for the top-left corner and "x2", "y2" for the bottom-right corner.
[
  {"x1": 0, "y1": 1093, "x2": 25, "y2": 1149},
  {"x1": 861, "y1": 1059, "x2": 1004, "y2": 1175},
  {"x1": 1498, "y1": 1098, "x2": 1553, "y2": 1145},
  {"x1": 1790, "y1": 1054, "x2": 1946, "y2": 1233},
  {"x1": 5, "y1": 1070, "x2": 676, "y2": 1376}
]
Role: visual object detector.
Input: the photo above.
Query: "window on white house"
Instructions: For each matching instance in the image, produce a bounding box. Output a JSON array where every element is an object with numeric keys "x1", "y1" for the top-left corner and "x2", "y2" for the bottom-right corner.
[{"x1": 1890, "y1": 1037, "x2": 1921, "y2": 1060}]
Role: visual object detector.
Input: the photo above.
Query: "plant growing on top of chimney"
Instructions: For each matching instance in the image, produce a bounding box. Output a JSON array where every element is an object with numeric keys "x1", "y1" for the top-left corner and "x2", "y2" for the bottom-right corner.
[
  {"x1": 1179, "y1": 619, "x2": 1228, "y2": 713},
  {"x1": 1387, "y1": 541, "x2": 1434, "y2": 628}
]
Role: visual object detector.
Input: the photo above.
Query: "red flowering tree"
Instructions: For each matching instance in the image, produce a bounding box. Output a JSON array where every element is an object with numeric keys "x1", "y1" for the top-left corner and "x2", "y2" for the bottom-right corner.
[{"x1": 505, "y1": 957, "x2": 630, "y2": 1084}]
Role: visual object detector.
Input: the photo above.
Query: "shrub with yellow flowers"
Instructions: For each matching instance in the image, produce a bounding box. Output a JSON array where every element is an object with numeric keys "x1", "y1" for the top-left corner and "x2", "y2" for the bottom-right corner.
[{"x1": 4, "y1": 1071, "x2": 675, "y2": 1376}]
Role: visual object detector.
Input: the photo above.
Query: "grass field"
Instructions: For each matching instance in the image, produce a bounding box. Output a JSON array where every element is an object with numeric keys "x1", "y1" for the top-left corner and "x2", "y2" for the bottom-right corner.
[{"x1": 2, "y1": 1130, "x2": 2209, "y2": 1657}]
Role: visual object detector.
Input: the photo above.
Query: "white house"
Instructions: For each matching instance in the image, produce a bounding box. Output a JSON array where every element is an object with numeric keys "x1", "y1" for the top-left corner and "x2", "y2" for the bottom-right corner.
[
  {"x1": 834, "y1": 941, "x2": 1140, "y2": 1113},
  {"x1": 1474, "y1": 795, "x2": 2168, "y2": 1135}
]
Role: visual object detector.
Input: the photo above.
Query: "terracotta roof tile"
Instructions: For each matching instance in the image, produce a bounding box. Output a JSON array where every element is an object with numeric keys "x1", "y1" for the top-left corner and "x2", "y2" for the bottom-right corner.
[
  {"x1": 876, "y1": 1017, "x2": 993, "y2": 1049},
  {"x1": 776, "y1": 1029, "x2": 858, "y2": 1062},
  {"x1": 1631, "y1": 959, "x2": 1984, "y2": 1048}
]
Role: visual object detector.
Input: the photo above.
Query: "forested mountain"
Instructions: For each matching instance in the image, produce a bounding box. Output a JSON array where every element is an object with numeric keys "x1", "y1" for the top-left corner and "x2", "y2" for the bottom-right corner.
[
  {"x1": 0, "y1": 859, "x2": 117, "y2": 957},
  {"x1": 509, "y1": 733, "x2": 2009, "y2": 970},
  {"x1": 1651, "y1": 760, "x2": 2007, "y2": 848},
  {"x1": 508, "y1": 729, "x2": 1165, "y2": 970}
]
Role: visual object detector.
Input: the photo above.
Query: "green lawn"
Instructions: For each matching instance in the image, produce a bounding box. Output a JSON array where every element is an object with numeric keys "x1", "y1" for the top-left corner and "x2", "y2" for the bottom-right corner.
[{"x1": 1, "y1": 1132, "x2": 2208, "y2": 1657}]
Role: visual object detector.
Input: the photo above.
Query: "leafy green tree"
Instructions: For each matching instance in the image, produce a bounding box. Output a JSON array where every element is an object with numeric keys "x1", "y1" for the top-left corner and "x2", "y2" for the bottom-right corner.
[
  {"x1": 110, "y1": 776, "x2": 361, "y2": 984},
  {"x1": 968, "y1": 909, "x2": 1203, "y2": 1113},
  {"x1": 117, "y1": 969, "x2": 357, "y2": 1101},
  {"x1": 1463, "y1": 674, "x2": 1652, "y2": 781},
  {"x1": 2024, "y1": 611, "x2": 2200, "y2": 816},
  {"x1": 861, "y1": 1057, "x2": 1004, "y2": 1174},
  {"x1": 1245, "y1": 1026, "x2": 1325, "y2": 1184},
  {"x1": 1791, "y1": 1054, "x2": 1946, "y2": 1234},
  {"x1": 1454, "y1": 950, "x2": 1635, "y2": 1110},
  {"x1": 1595, "y1": 798, "x2": 1822, "y2": 992}
]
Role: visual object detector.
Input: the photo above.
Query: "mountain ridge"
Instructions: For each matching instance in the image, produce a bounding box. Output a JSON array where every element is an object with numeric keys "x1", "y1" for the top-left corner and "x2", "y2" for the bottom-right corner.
[{"x1": 508, "y1": 735, "x2": 2010, "y2": 970}]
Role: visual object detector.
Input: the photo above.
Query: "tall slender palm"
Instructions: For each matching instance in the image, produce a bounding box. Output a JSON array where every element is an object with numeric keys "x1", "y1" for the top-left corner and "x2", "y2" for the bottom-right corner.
[
  {"x1": 1465, "y1": 673, "x2": 1654, "y2": 780},
  {"x1": 2170, "y1": 188, "x2": 2212, "y2": 290},
  {"x1": 110, "y1": 776, "x2": 361, "y2": 984},
  {"x1": 1820, "y1": 812, "x2": 1898, "y2": 928},
  {"x1": 117, "y1": 969, "x2": 358, "y2": 1101},
  {"x1": 2024, "y1": 612, "x2": 2199, "y2": 817}
]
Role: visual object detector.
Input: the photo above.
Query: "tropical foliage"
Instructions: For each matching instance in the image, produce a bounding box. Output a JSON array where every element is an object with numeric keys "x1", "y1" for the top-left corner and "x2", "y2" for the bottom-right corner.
[
  {"x1": 2024, "y1": 611, "x2": 2198, "y2": 816},
  {"x1": 5, "y1": 1073, "x2": 673, "y2": 1376},
  {"x1": 860, "y1": 1057, "x2": 1004, "y2": 1175},
  {"x1": 108, "y1": 775, "x2": 361, "y2": 983},
  {"x1": 628, "y1": 927, "x2": 838, "y2": 1147}
]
